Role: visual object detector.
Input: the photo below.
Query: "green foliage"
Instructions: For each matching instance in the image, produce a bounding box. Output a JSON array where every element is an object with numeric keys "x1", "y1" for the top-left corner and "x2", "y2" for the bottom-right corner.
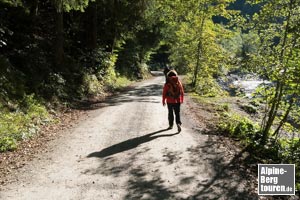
[
  {"x1": 217, "y1": 101, "x2": 300, "y2": 189},
  {"x1": 63, "y1": 0, "x2": 90, "y2": 12},
  {"x1": 0, "y1": 137, "x2": 17, "y2": 152},
  {"x1": 245, "y1": 0, "x2": 300, "y2": 143},
  {"x1": 42, "y1": 72, "x2": 68, "y2": 99},
  {"x1": 20, "y1": 95, "x2": 48, "y2": 119},
  {"x1": 218, "y1": 103, "x2": 229, "y2": 112},
  {"x1": 220, "y1": 29, "x2": 243, "y2": 58},
  {"x1": 279, "y1": 138, "x2": 300, "y2": 164},
  {"x1": 0, "y1": 0, "x2": 159, "y2": 153},
  {"x1": 218, "y1": 112, "x2": 260, "y2": 145},
  {"x1": 102, "y1": 53, "x2": 133, "y2": 90},
  {"x1": 0, "y1": 95, "x2": 49, "y2": 152},
  {"x1": 80, "y1": 74, "x2": 103, "y2": 96},
  {"x1": 79, "y1": 51, "x2": 133, "y2": 95},
  {"x1": 0, "y1": 0, "x2": 23, "y2": 7},
  {"x1": 106, "y1": 76, "x2": 132, "y2": 91},
  {"x1": 194, "y1": 75, "x2": 227, "y2": 97},
  {"x1": 155, "y1": 0, "x2": 237, "y2": 87},
  {"x1": 52, "y1": 0, "x2": 91, "y2": 12},
  {"x1": 240, "y1": 104, "x2": 257, "y2": 114},
  {"x1": 0, "y1": 56, "x2": 26, "y2": 100},
  {"x1": 249, "y1": 98, "x2": 261, "y2": 107},
  {"x1": 114, "y1": 10, "x2": 162, "y2": 78},
  {"x1": 278, "y1": 138, "x2": 300, "y2": 191},
  {"x1": 87, "y1": 51, "x2": 128, "y2": 90}
]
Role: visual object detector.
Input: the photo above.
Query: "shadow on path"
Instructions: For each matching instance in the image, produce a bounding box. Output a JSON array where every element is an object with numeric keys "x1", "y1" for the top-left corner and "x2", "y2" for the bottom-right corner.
[
  {"x1": 121, "y1": 135, "x2": 258, "y2": 200},
  {"x1": 85, "y1": 132, "x2": 257, "y2": 199},
  {"x1": 87, "y1": 129, "x2": 179, "y2": 158},
  {"x1": 75, "y1": 83, "x2": 163, "y2": 110}
]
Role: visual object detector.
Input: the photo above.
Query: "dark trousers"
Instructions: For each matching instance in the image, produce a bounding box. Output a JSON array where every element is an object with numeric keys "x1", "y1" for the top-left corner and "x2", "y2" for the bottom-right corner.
[{"x1": 167, "y1": 103, "x2": 181, "y2": 126}]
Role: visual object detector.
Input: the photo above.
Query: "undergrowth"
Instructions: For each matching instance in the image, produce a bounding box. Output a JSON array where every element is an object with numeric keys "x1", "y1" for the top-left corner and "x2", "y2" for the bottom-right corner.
[
  {"x1": 218, "y1": 112, "x2": 260, "y2": 146},
  {"x1": 0, "y1": 61, "x2": 136, "y2": 152},
  {"x1": 217, "y1": 110, "x2": 300, "y2": 193},
  {"x1": 79, "y1": 52, "x2": 135, "y2": 96},
  {"x1": 190, "y1": 91, "x2": 300, "y2": 194},
  {"x1": 0, "y1": 95, "x2": 50, "y2": 152}
]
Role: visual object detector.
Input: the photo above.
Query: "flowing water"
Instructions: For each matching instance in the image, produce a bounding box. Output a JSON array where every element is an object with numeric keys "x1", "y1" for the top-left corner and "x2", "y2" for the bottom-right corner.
[{"x1": 232, "y1": 79, "x2": 270, "y2": 97}]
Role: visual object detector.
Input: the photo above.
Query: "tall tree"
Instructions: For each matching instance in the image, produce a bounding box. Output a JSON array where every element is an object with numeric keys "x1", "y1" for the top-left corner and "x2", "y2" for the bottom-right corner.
[
  {"x1": 51, "y1": 0, "x2": 91, "y2": 67},
  {"x1": 246, "y1": 0, "x2": 300, "y2": 144},
  {"x1": 85, "y1": 1, "x2": 97, "y2": 50},
  {"x1": 156, "y1": 0, "x2": 236, "y2": 89},
  {"x1": 53, "y1": 0, "x2": 64, "y2": 67}
]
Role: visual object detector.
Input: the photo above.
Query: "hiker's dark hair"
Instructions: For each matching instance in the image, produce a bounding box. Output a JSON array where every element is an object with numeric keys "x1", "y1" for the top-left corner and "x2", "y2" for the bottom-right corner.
[
  {"x1": 164, "y1": 66, "x2": 170, "y2": 76},
  {"x1": 167, "y1": 70, "x2": 177, "y2": 77}
]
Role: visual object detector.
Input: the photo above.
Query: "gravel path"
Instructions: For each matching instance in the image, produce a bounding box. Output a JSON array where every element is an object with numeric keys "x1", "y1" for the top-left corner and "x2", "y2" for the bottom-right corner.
[{"x1": 0, "y1": 73, "x2": 257, "y2": 200}]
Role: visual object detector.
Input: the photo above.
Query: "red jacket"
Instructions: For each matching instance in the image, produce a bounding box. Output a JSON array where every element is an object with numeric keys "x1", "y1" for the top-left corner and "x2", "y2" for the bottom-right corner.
[{"x1": 162, "y1": 77, "x2": 184, "y2": 104}]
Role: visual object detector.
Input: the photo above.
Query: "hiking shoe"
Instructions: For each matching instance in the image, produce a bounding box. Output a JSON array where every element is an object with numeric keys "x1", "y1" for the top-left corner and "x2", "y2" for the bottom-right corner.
[
  {"x1": 167, "y1": 125, "x2": 173, "y2": 130},
  {"x1": 177, "y1": 124, "x2": 181, "y2": 133}
]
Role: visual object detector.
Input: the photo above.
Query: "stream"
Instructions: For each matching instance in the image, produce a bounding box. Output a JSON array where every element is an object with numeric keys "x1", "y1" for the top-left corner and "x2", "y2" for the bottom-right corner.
[
  {"x1": 218, "y1": 74, "x2": 271, "y2": 97},
  {"x1": 232, "y1": 79, "x2": 270, "y2": 97}
]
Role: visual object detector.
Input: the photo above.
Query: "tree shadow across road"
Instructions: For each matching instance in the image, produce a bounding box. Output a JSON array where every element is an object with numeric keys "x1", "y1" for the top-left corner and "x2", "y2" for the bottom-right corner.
[
  {"x1": 87, "y1": 129, "x2": 179, "y2": 158},
  {"x1": 123, "y1": 135, "x2": 258, "y2": 200},
  {"x1": 85, "y1": 132, "x2": 258, "y2": 199},
  {"x1": 75, "y1": 83, "x2": 163, "y2": 110}
]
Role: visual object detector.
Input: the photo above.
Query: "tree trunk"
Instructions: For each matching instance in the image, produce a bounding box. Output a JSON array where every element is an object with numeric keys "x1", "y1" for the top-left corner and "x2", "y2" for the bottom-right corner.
[
  {"x1": 273, "y1": 79, "x2": 299, "y2": 139},
  {"x1": 54, "y1": 9, "x2": 64, "y2": 67},
  {"x1": 192, "y1": 40, "x2": 201, "y2": 88},
  {"x1": 261, "y1": 82, "x2": 283, "y2": 144},
  {"x1": 273, "y1": 99, "x2": 293, "y2": 139},
  {"x1": 192, "y1": 16, "x2": 205, "y2": 88},
  {"x1": 30, "y1": 0, "x2": 39, "y2": 18},
  {"x1": 107, "y1": 0, "x2": 117, "y2": 53},
  {"x1": 86, "y1": 2, "x2": 97, "y2": 50},
  {"x1": 260, "y1": 0, "x2": 294, "y2": 145}
]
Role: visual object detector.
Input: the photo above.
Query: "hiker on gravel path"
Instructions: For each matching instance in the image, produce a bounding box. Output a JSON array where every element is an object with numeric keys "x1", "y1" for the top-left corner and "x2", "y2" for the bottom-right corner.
[
  {"x1": 162, "y1": 70, "x2": 184, "y2": 133},
  {"x1": 163, "y1": 65, "x2": 170, "y2": 83}
]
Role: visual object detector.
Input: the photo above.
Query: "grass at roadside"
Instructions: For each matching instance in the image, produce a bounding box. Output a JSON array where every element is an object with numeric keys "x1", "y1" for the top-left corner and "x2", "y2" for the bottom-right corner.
[
  {"x1": 0, "y1": 74, "x2": 136, "y2": 153},
  {"x1": 190, "y1": 92, "x2": 300, "y2": 194},
  {"x1": 0, "y1": 95, "x2": 50, "y2": 152}
]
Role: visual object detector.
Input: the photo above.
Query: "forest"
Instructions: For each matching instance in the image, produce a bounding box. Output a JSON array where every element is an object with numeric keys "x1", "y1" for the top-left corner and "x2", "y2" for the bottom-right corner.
[{"x1": 0, "y1": 0, "x2": 300, "y2": 194}]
